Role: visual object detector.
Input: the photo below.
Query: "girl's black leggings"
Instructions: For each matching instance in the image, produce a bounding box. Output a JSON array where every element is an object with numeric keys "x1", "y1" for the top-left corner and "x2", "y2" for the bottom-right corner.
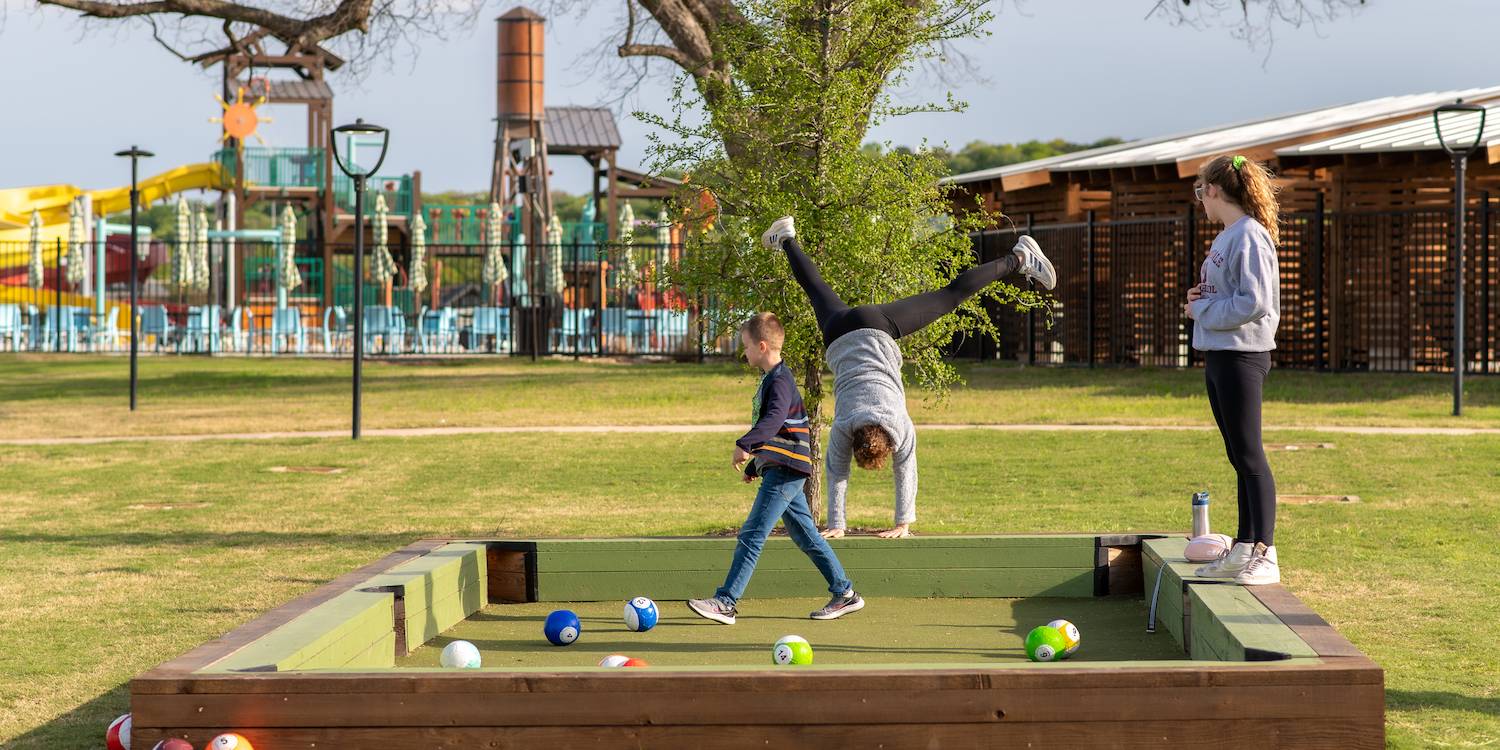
[
  {"x1": 781, "y1": 237, "x2": 1020, "y2": 346},
  {"x1": 1204, "y1": 350, "x2": 1277, "y2": 546}
]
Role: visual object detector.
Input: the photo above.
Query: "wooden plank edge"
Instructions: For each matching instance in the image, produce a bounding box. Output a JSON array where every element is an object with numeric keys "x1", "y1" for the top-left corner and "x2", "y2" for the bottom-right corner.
[{"x1": 137, "y1": 539, "x2": 449, "y2": 678}]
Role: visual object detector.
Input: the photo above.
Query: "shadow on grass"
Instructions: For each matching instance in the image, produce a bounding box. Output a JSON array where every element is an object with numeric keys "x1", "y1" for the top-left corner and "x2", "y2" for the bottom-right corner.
[
  {"x1": 0, "y1": 361, "x2": 738, "y2": 404},
  {"x1": 3, "y1": 682, "x2": 130, "y2": 750},
  {"x1": 953, "y1": 362, "x2": 1500, "y2": 408},
  {"x1": 0, "y1": 530, "x2": 422, "y2": 550},
  {"x1": 1387, "y1": 689, "x2": 1500, "y2": 718}
]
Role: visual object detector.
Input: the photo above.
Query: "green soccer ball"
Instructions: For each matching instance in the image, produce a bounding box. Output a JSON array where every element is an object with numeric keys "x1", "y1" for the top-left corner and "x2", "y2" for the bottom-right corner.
[
  {"x1": 773, "y1": 635, "x2": 814, "y2": 665},
  {"x1": 1025, "y1": 625, "x2": 1069, "y2": 663}
]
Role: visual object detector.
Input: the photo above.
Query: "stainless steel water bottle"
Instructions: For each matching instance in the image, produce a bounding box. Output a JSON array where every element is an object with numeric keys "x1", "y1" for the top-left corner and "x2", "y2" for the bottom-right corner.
[{"x1": 1191, "y1": 491, "x2": 1210, "y2": 538}]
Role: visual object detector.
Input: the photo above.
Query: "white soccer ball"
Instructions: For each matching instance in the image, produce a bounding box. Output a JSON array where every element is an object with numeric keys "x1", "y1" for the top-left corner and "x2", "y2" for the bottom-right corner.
[{"x1": 440, "y1": 640, "x2": 482, "y2": 669}]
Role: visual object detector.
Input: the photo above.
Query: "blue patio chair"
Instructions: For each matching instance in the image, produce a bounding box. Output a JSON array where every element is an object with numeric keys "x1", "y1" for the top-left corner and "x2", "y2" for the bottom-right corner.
[
  {"x1": 183, "y1": 305, "x2": 223, "y2": 353},
  {"x1": 362, "y1": 305, "x2": 405, "y2": 354},
  {"x1": 270, "y1": 307, "x2": 306, "y2": 354},
  {"x1": 0, "y1": 304, "x2": 22, "y2": 351},
  {"x1": 24, "y1": 304, "x2": 41, "y2": 351},
  {"x1": 467, "y1": 306, "x2": 505, "y2": 352},
  {"x1": 416, "y1": 306, "x2": 458, "y2": 354},
  {"x1": 88, "y1": 307, "x2": 122, "y2": 352},
  {"x1": 138, "y1": 305, "x2": 174, "y2": 352},
  {"x1": 43, "y1": 305, "x2": 87, "y2": 352},
  {"x1": 322, "y1": 306, "x2": 350, "y2": 354}
]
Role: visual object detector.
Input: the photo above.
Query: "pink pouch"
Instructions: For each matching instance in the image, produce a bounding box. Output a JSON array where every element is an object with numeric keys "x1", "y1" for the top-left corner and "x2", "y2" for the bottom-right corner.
[{"x1": 1184, "y1": 533, "x2": 1234, "y2": 562}]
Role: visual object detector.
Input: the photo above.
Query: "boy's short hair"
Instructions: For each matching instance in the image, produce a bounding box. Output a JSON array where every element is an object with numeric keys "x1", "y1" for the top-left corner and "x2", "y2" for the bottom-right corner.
[{"x1": 740, "y1": 312, "x2": 785, "y2": 349}]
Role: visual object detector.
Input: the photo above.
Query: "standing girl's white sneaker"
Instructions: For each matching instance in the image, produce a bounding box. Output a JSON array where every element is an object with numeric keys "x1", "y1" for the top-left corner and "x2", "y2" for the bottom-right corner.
[
  {"x1": 1235, "y1": 543, "x2": 1281, "y2": 585},
  {"x1": 1194, "y1": 541, "x2": 1253, "y2": 578}
]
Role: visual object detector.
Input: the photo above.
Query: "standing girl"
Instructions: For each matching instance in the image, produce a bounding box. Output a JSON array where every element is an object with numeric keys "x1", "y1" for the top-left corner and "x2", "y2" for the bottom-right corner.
[{"x1": 1186, "y1": 154, "x2": 1283, "y2": 585}]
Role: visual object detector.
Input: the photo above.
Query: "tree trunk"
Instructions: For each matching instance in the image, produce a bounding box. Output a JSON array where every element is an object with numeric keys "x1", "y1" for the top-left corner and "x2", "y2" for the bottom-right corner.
[{"x1": 801, "y1": 358, "x2": 825, "y2": 527}]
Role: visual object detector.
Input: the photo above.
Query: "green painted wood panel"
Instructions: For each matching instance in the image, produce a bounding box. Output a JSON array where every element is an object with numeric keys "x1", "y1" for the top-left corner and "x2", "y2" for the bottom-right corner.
[
  {"x1": 537, "y1": 546, "x2": 1096, "y2": 573},
  {"x1": 531, "y1": 535, "x2": 1097, "y2": 553},
  {"x1": 210, "y1": 591, "x2": 393, "y2": 672},
  {"x1": 1189, "y1": 585, "x2": 1317, "y2": 661},
  {"x1": 535, "y1": 567, "x2": 1097, "y2": 601}
]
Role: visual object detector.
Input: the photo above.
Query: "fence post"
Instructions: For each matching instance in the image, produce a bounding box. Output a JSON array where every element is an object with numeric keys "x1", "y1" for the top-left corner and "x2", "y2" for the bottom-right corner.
[
  {"x1": 1483, "y1": 191, "x2": 1491, "y2": 374},
  {"x1": 55, "y1": 238, "x2": 63, "y2": 352},
  {"x1": 1025, "y1": 213, "x2": 1035, "y2": 367},
  {"x1": 697, "y1": 291, "x2": 706, "y2": 364},
  {"x1": 1085, "y1": 210, "x2": 1095, "y2": 368},
  {"x1": 1184, "y1": 206, "x2": 1196, "y2": 368},
  {"x1": 1313, "y1": 192, "x2": 1327, "y2": 371},
  {"x1": 596, "y1": 246, "x2": 605, "y2": 356}
]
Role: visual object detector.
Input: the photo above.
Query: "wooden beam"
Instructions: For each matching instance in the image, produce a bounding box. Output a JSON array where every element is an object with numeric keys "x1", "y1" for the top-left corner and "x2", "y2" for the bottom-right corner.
[{"x1": 999, "y1": 170, "x2": 1051, "y2": 192}]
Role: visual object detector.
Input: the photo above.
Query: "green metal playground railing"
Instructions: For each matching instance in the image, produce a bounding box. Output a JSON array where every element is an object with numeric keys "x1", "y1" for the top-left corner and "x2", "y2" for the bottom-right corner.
[
  {"x1": 334, "y1": 173, "x2": 414, "y2": 217},
  {"x1": 422, "y1": 203, "x2": 606, "y2": 249},
  {"x1": 215, "y1": 147, "x2": 326, "y2": 190}
]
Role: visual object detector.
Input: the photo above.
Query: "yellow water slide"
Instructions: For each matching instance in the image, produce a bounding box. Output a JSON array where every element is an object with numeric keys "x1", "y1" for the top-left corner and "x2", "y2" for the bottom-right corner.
[{"x1": 0, "y1": 162, "x2": 226, "y2": 243}]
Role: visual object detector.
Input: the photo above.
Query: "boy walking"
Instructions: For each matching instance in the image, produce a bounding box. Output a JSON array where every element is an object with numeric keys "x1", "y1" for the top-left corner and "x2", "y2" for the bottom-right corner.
[{"x1": 687, "y1": 312, "x2": 865, "y2": 624}]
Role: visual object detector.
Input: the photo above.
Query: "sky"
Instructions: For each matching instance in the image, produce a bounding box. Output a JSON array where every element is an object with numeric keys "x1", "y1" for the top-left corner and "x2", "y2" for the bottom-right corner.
[{"x1": 1, "y1": 0, "x2": 1496, "y2": 195}]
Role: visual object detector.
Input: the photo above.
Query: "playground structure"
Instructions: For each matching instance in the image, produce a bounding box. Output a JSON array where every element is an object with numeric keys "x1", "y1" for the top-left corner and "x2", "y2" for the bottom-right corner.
[{"x1": 0, "y1": 4, "x2": 721, "y2": 359}]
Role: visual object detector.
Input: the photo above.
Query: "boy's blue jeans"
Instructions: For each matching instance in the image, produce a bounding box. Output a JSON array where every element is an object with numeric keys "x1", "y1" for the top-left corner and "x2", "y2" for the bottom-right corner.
[{"x1": 715, "y1": 466, "x2": 852, "y2": 606}]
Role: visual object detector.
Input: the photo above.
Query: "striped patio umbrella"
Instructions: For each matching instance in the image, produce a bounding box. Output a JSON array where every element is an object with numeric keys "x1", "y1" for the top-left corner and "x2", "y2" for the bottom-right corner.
[
  {"x1": 193, "y1": 205, "x2": 210, "y2": 291},
  {"x1": 616, "y1": 201, "x2": 637, "y2": 291},
  {"x1": 409, "y1": 211, "x2": 428, "y2": 294},
  {"x1": 66, "y1": 197, "x2": 87, "y2": 287},
  {"x1": 482, "y1": 202, "x2": 508, "y2": 294},
  {"x1": 545, "y1": 213, "x2": 565, "y2": 296},
  {"x1": 654, "y1": 207, "x2": 672, "y2": 284},
  {"x1": 27, "y1": 210, "x2": 42, "y2": 289},
  {"x1": 279, "y1": 204, "x2": 302, "y2": 293},
  {"x1": 371, "y1": 194, "x2": 397, "y2": 284},
  {"x1": 174, "y1": 197, "x2": 192, "y2": 289}
]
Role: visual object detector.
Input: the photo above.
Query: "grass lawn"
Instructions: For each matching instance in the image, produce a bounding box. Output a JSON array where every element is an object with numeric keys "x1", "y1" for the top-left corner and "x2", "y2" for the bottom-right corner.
[
  {"x1": 3, "y1": 354, "x2": 1500, "y2": 439},
  {"x1": 0, "y1": 427, "x2": 1496, "y2": 748}
]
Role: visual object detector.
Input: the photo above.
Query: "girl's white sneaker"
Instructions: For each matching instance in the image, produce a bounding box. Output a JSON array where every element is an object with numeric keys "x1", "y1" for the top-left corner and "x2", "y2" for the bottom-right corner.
[
  {"x1": 1194, "y1": 541, "x2": 1253, "y2": 578},
  {"x1": 1234, "y1": 543, "x2": 1281, "y2": 586}
]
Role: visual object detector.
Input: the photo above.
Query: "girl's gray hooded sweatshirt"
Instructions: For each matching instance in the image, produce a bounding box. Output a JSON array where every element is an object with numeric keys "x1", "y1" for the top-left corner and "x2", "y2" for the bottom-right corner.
[{"x1": 823, "y1": 328, "x2": 916, "y2": 530}]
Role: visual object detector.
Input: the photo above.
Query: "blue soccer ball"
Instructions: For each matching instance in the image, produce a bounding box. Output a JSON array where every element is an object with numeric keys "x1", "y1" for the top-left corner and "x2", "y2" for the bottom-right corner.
[
  {"x1": 623, "y1": 597, "x2": 658, "y2": 632},
  {"x1": 544, "y1": 609, "x2": 581, "y2": 646}
]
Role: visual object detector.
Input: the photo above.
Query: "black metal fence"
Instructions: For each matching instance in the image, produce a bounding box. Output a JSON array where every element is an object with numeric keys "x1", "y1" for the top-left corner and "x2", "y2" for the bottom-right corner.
[
  {"x1": 959, "y1": 195, "x2": 1499, "y2": 373},
  {"x1": 6, "y1": 199, "x2": 1496, "y2": 372},
  {"x1": 0, "y1": 239, "x2": 735, "y2": 359}
]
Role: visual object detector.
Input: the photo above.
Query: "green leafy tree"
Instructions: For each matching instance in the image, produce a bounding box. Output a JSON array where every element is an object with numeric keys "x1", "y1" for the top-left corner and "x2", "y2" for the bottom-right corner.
[{"x1": 636, "y1": 0, "x2": 1047, "y2": 512}]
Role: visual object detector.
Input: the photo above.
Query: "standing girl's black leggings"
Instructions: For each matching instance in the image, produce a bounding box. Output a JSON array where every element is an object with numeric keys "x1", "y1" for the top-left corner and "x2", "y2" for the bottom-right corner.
[
  {"x1": 780, "y1": 237, "x2": 1020, "y2": 346},
  {"x1": 1204, "y1": 350, "x2": 1277, "y2": 546}
]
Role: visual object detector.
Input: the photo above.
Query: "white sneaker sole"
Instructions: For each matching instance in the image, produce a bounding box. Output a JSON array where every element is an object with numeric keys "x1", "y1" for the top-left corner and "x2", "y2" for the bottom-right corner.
[{"x1": 687, "y1": 600, "x2": 736, "y2": 625}]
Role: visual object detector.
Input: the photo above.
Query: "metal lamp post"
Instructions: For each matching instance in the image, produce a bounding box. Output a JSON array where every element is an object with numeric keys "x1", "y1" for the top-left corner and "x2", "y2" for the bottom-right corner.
[
  {"x1": 1433, "y1": 101, "x2": 1487, "y2": 417},
  {"x1": 114, "y1": 146, "x2": 153, "y2": 411},
  {"x1": 330, "y1": 119, "x2": 390, "y2": 440}
]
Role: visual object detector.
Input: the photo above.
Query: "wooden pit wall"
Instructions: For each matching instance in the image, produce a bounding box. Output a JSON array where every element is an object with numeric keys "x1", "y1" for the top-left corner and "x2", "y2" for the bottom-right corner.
[
  {"x1": 130, "y1": 536, "x2": 1384, "y2": 749},
  {"x1": 490, "y1": 534, "x2": 1156, "y2": 603}
]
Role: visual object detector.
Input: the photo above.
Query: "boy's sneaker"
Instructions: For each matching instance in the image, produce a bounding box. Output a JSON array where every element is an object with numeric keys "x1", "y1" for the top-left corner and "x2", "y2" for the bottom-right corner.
[
  {"x1": 1012, "y1": 235, "x2": 1056, "y2": 290},
  {"x1": 687, "y1": 597, "x2": 737, "y2": 625},
  {"x1": 810, "y1": 590, "x2": 865, "y2": 620},
  {"x1": 1194, "y1": 541, "x2": 1253, "y2": 578},
  {"x1": 1234, "y1": 543, "x2": 1281, "y2": 586},
  {"x1": 761, "y1": 216, "x2": 796, "y2": 250}
]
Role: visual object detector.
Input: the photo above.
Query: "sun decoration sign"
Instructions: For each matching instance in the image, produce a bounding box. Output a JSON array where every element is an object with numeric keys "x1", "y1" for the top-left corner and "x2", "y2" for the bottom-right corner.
[{"x1": 211, "y1": 85, "x2": 272, "y2": 147}]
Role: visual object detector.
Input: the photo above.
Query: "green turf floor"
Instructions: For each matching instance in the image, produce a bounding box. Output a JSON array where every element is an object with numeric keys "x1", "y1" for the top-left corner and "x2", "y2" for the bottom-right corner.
[{"x1": 395, "y1": 597, "x2": 1188, "y2": 669}]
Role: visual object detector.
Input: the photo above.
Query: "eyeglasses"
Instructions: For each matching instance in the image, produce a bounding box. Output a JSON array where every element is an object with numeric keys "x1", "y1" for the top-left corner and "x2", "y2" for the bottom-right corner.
[{"x1": 1193, "y1": 184, "x2": 1207, "y2": 202}]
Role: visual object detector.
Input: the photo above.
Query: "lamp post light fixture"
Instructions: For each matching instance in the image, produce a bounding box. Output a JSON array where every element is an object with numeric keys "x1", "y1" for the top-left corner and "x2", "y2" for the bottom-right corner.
[
  {"x1": 330, "y1": 119, "x2": 390, "y2": 440},
  {"x1": 1433, "y1": 100, "x2": 1487, "y2": 417},
  {"x1": 114, "y1": 146, "x2": 153, "y2": 412}
]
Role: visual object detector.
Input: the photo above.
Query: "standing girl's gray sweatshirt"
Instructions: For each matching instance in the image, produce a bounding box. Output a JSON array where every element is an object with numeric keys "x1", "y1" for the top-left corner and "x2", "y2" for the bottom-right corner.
[
  {"x1": 823, "y1": 328, "x2": 917, "y2": 530},
  {"x1": 1190, "y1": 216, "x2": 1280, "y2": 352}
]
